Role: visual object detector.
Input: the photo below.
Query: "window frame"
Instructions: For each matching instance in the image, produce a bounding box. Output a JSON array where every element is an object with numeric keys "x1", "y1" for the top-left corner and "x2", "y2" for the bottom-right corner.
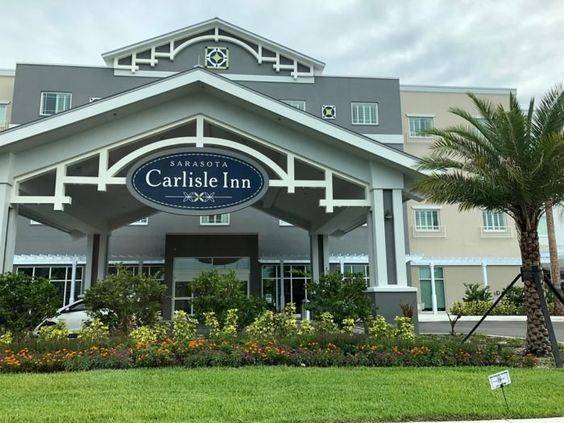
[
  {"x1": 407, "y1": 115, "x2": 435, "y2": 138},
  {"x1": 482, "y1": 210, "x2": 507, "y2": 232},
  {"x1": 0, "y1": 102, "x2": 8, "y2": 127},
  {"x1": 39, "y1": 92, "x2": 72, "y2": 116},
  {"x1": 414, "y1": 208, "x2": 441, "y2": 232},
  {"x1": 200, "y1": 214, "x2": 230, "y2": 226},
  {"x1": 351, "y1": 102, "x2": 379, "y2": 126}
]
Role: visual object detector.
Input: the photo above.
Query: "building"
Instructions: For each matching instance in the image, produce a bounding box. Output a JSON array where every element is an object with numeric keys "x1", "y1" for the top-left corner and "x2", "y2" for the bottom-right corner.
[{"x1": 0, "y1": 18, "x2": 562, "y2": 318}]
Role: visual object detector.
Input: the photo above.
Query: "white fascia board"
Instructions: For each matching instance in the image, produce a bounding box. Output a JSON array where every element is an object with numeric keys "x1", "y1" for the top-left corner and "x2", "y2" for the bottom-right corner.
[
  {"x1": 0, "y1": 69, "x2": 15, "y2": 77},
  {"x1": 102, "y1": 17, "x2": 325, "y2": 70},
  {"x1": 363, "y1": 134, "x2": 403, "y2": 144},
  {"x1": 401, "y1": 84, "x2": 516, "y2": 96},
  {"x1": 0, "y1": 69, "x2": 421, "y2": 175}
]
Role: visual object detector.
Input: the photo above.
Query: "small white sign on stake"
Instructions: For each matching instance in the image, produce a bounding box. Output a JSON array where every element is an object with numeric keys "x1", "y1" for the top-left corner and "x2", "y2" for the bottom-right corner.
[{"x1": 488, "y1": 370, "x2": 511, "y2": 390}]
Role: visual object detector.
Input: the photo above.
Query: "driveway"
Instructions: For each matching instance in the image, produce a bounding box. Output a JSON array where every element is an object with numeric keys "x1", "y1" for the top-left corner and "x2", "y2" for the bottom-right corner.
[{"x1": 419, "y1": 320, "x2": 564, "y2": 341}]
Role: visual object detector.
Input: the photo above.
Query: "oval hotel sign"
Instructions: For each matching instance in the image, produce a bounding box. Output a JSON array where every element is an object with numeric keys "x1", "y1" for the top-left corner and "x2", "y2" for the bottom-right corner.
[{"x1": 127, "y1": 148, "x2": 269, "y2": 215}]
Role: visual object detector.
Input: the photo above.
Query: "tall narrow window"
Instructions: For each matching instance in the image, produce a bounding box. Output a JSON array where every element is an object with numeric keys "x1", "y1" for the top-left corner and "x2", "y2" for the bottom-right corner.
[
  {"x1": 408, "y1": 116, "x2": 434, "y2": 137},
  {"x1": 282, "y1": 100, "x2": 306, "y2": 111},
  {"x1": 0, "y1": 103, "x2": 7, "y2": 128},
  {"x1": 482, "y1": 210, "x2": 507, "y2": 231},
  {"x1": 538, "y1": 215, "x2": 548, "y2": 237},
  {"x1": 40, "y1": 92, "x2": 72, "y2": 116},
  {"x1": 200, "y1": 214, "x2": 230, "y2": 226},
  {"x1": 415, "y1": 209, "x2": 440, "y2": 231},
  {"x1": 351, "y1": 102, "x2": 378, "y2": 125}
]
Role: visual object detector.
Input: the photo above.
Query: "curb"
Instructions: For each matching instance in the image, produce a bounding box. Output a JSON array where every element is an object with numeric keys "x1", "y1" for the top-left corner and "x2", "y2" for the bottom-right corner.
[{"x1": 418, "y1": 315, "x2": 564, "y2": 323}]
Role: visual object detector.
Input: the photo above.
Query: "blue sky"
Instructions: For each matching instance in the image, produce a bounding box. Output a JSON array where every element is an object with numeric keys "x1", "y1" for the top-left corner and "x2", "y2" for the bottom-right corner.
[{"x1": 1, "y1": 0, "x2": 562, "y2": 103}]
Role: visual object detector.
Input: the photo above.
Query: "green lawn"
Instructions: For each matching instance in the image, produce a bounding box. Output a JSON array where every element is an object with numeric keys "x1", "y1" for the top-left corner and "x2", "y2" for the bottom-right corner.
[{"x1": 0, "y1": 367, "x2": 562, "y2": 422}]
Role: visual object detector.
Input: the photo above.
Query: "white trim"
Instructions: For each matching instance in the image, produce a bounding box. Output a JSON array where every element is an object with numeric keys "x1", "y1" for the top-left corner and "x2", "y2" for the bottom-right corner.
[
  {"x1": 362, "y1": 134, "x2": 403, "y2": 144},
  {"x1": 0, "y1": 69, "x2": 15, "y2": 77},
  {"x1": 0, "y1": 101, "x2": 10, "y2": 105},
  {"x1": 392, "y1": 189, "x2": 407, "y2": 286},
  {"x1": 365, "y1": 286, "x2": 417, "y2": 292},
  {"x1": 405, "y1": 113, "x2": 436, "y2": 118},
  {"x1": 129, "y1": 217, "x2": 149, "y2": 226},
  {"x1": 0, "y1": 69, "x2": 422, "y2": 176},
  {"x1": 411, "y1": 204, "x2": 442, "y2": 210},
  {"x1": 401, "y1": 85, "x2": 516, "y2": 95},
  {"x1": 102, "y1": 18, "x2": 325, "y2": 72}
]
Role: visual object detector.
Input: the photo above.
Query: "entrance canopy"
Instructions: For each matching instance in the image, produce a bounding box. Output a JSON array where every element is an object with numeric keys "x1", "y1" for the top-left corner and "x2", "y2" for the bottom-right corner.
[{"x1": 0, "y1": 67, "x2": 423, "y2": 291}]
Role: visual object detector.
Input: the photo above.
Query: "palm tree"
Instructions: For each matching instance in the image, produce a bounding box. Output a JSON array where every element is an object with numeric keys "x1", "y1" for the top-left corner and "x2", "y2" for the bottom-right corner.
[{"x1": 415, "y1": 87, "x2": 564, "y2": 356}]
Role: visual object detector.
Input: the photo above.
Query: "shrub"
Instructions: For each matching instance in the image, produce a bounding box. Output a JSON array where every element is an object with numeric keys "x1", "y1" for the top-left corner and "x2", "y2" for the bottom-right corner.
[
  {"x1": 83, "y1": 268, "x2": 166, "y2": 334},
  {"x1": 203, "y1": 312, "x2": 221, "y2": 338},
  {"x1": 0, "y1": 272, "x2": 60, "y2": 333},
  {"x1": 462, "y1": 283, "x2": 493, "y2": 302},
  {"x1": 78, "y1": 319, "x2": 109, "y2": 343},
  {"x1": 451, "y1": 299, "x2": 525, "y2": 316},
  {"x1": 395, "y1": 316, "x2": 415, "y2": 342},
  {"x1": 0, "y1": 331, "x2": 12, "y2": 347},
  {"x1": 341, "y1": 318, "x2": 356, "y2": 335},
  {"x1": 307, "y1": 271, "x2": 372, "y2": 323},
  {"x1": 274, "y1": 303, "x2": 299, "y2": 337},
  {"x1": 38, "y1": 321, "x2": 69, "y2": 342},
  {"x1": 314, "y1": 312, "x2": 338, "y2": 334},
  {"x1": 130, "y1": 324, "x2": 168, "y2": 345},
  {"x1": 172, "y1": 311, "x2": 198, "y2": 341},
  {"x1": 246, "y1": 310, "x2": 275, "y2": 339},
  {"x1": 365, "y1": 315, "x2": 394, "y2": 338},
  {"x1": 190, "y1": 270, "x2": 267, "y2": 326}
]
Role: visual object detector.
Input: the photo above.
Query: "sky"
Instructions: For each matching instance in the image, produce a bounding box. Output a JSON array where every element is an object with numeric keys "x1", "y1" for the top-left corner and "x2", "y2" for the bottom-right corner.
[{"x1": 1, "y1": 0, "x2": 563, "y2": 104}]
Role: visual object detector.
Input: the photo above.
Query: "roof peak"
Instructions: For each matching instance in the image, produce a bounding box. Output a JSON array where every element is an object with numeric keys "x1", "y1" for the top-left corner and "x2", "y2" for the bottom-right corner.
[{"x1": 101, "y1": 17, "x2": 324, "y2": 79}]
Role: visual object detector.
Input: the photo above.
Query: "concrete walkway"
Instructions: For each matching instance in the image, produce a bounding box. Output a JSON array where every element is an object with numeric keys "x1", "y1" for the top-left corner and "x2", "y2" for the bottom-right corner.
[
  {"x1": 419, "y1": 312, "x2": 564, "y2": 323},
  {"x1": 410, "y1": 418, "x2": 563, "y2": 423}
]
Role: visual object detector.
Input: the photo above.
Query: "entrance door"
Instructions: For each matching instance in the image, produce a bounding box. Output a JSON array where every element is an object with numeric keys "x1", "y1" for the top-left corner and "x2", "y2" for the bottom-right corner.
[{"x1": 172, "y1": 257, "x2": 250, "y2": 314}]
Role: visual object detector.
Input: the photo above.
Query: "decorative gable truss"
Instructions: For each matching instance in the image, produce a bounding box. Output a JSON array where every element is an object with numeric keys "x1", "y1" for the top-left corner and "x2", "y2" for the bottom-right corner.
[{"x1": 112, "y1": 26, "x2": 316, "y2": 79}]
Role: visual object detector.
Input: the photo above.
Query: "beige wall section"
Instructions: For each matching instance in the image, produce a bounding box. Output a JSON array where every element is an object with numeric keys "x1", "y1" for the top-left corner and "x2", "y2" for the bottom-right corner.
[
  {"x1": 410, "y1": 264, "x2": 522, "y2": 310},
  {"x1": 0, "y1": 72, "x2": 15, "y2": 130}
]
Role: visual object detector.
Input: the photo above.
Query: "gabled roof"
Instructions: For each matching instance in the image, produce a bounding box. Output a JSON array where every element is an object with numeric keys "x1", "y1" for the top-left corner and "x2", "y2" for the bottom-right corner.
[
  {"x1": 0, "y1": 67, "x2": 420, "y2": 176},
  {"x1": 101, "y1": 18, "x2": 325, "y2": 78}
]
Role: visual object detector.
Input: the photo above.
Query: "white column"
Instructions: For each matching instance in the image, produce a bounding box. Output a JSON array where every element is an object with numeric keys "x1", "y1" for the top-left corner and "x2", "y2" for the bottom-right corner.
[
  {"x1": 68, "y1": 257, "x2": 78, "y2": 304},
  {"x1": 0, "y1": 184, "x2": 13, "y2": 274},
  {"x1": 367, "y1": 189, "x2": 388, "y2": 287},
  {"x1": 481, "y1": 259, "x2": 489, "y2": 287},
  {"x1": 392, "y1": 189, "x2": 407, "y2": 286},
  {"x1": 430, "y1": 261, "x2": 438, "y2": 315}
]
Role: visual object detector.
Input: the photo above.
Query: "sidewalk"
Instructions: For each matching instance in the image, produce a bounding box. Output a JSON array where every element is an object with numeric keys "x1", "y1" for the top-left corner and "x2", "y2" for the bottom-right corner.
[
  {"x1": 410, "y1": 418, "x2": 563, "y2": 423},
  {"x1": 418, "y1": 312, "x2": 564, "y2": 323}
]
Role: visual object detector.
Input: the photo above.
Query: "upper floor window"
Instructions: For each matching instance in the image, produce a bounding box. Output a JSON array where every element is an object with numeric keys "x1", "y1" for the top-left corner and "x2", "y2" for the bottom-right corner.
[
  {"x1": 40, "y1": 92, "x2": 72, "y2": 116},
  {"x1": 415, "y1": 208, "x2": 440, "y2": 231},
  {"x1": 282, "y1": 100, "x2": 306, "y2": 111},
  {"x1": 408, "y1": 116, "x2": 434, "y2": 137},
  {"x1": 482, "y1": 210, "x2": 507, "y2": 232},
  {"x1": 351, "y1": 102, "x2": 378, "y2": 125},
  {"x1": 0, "y1": 102, "x2": 8, "y2": 127},
  {"x1": 538, "y1": 215, "x2": 548, "y2": 237},
  {"x1": 200, "y1": 214, "x2": 230, "y2": 226}
]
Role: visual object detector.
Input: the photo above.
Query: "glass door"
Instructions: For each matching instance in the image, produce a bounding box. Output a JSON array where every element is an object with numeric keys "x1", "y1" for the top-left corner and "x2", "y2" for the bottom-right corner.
[{"x1": 172, "y1": 257, "x2": 250, "y2": 314}]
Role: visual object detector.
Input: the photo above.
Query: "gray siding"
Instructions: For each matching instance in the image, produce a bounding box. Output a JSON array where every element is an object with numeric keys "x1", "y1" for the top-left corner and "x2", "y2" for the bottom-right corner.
[{"x1": 11, "y1": 64, "x2": 402, "y2": 136}]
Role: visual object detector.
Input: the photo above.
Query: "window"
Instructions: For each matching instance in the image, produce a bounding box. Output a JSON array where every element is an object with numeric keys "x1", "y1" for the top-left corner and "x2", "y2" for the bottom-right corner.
[
  {"x1": 130, "y1": 218, "x2": 149, "y2": 226},
  {"x1": 408, "y1": 116, "x2": 434, "y2": 137},
  {"x1": 329, "y1": 263, "x2": 370, "y2": 285},
  {"x1": 261, "y1": 264, "x2": 280, "y2": 307},
  {"x1": 15, "y1": 265, "x2": 84, "y2": 307},
  {"x1": 40, "y1": 92, "x2": 72, "y2": 116},
  {"x1": 419, "y1": 266, "x2": 446, "y2": 311},
  {"x1": 279, "y1": 220, "x2": 293, "y2": 226},
  {"x1": 200, "y1": 214, "x2": 230, "y2": 226},
  {"x1": 538, "y1": 215, "x2": 548, "y2": 237},
  {"x1": 351, "y1": 102, "x2": 378, "y2": 125},
  {"x1": 415, "y1": 209, "x2": 440, "y2": 231},
  {"x1": 0, "y1": 103, "x2": 7, "y2": 127},
  {"x1": 482, "y1": 210, "x2": 507, "y2": 231},
  {"x1": 282, "y1": 100, "x2": 306, "y2": 111}
]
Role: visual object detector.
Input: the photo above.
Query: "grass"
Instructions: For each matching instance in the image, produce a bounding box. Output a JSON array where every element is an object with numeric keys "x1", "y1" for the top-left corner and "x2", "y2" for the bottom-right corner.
[{"x1": 0, "y1": 367, "x2": 562, "y2": 422}]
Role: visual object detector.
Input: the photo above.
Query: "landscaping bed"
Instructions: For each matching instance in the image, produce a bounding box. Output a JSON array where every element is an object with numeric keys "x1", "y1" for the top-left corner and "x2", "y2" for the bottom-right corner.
[{"x1": 0, "y1": 367, "x2": 562, "y2": 422}]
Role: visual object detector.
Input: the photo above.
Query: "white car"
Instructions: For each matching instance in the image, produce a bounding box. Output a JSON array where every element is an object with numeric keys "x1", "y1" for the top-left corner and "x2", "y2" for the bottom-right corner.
[{"x1": 33, "y1": 299, "x2": 90, "y2": 336}]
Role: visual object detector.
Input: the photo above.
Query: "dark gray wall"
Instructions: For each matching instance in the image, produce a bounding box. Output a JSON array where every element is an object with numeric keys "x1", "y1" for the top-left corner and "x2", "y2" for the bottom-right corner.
[{"x1": 11, "y1": 64, "x2": 402, "y2": 135}]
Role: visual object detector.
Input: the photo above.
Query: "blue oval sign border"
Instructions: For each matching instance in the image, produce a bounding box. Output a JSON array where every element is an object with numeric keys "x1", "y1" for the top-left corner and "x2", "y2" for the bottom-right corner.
[{"x1": 126, "y1": 148, "x2": 269, "y2": 216}]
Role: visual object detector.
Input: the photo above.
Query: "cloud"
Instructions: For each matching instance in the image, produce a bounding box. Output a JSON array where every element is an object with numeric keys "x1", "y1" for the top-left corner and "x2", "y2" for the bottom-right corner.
[{"x1": 1, "y1": 0, "x2": 562, "y2": 103}]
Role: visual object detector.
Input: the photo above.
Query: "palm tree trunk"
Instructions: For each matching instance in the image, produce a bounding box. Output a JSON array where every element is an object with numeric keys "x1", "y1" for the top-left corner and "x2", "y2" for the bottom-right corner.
[
  {"x1": 519, "y1": 227, "x2": 551, "y2": 356},
  {"x1": 545, "y1": 203, "x2": 564, "y2": 315}
]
